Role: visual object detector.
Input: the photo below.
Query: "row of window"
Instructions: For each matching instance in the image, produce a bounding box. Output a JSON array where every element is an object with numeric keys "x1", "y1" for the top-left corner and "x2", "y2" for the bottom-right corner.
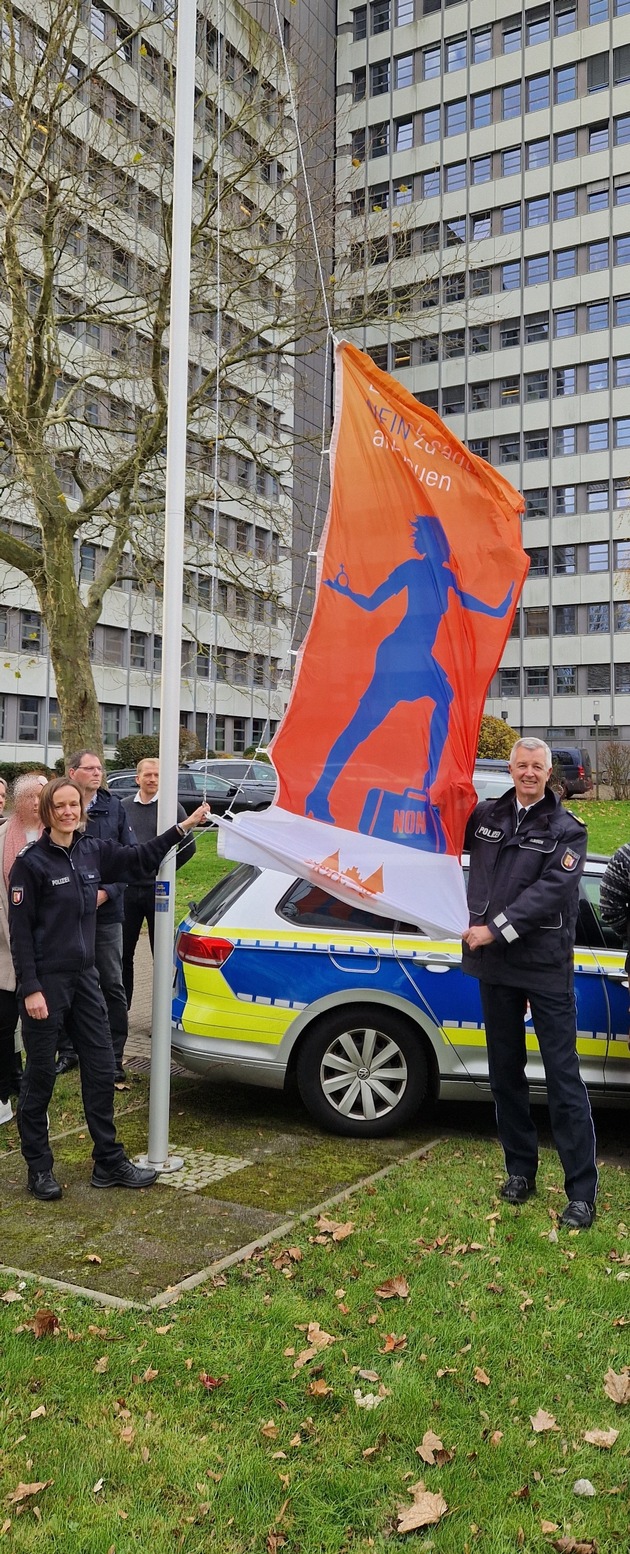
[
  {"x1": 415, "y1": 120, "x2": 630, "y2": 200},
  {"x1": 0, "y1": 693, "x2": 277, "y2": 753},
  {"x1": 499, "y1": 664, "x2": 630, "y2": 698},
  {"x1": 414, "y1": 213, "x2": 630, "y2": 261},
  {"x1": 516, "y1": 600, "x2": 630, "y2": 636},
  {"x1": 435, "y1": 373, "x2": 630, "y2": 424},
  {"x1": 413, "y1": 6, "x2": 630, "y2": 80},
  {"x1": 467, "y1": 422, "x2": 630, "y2": 464},
  {"x1": 365, "y1": 296, "x2": 630, "y2": 363},
  {"x1": 526, "y1": 545, "x2": 630, "y2": 582},
  {"x1": 353, "y1": 47, "x2": 629, "y2": 107},
  {"x1": 351, "y1": 0, "x2": 414, "y2": 38},
  {"x1": 523, "y1": 485, "x2": 630, "y2": 518}
]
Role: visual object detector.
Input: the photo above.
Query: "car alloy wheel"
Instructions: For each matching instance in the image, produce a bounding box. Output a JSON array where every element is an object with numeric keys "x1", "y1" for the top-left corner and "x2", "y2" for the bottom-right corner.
[{"x1": 296, "y1": 1007, "x2": 428, "y2": 1138}]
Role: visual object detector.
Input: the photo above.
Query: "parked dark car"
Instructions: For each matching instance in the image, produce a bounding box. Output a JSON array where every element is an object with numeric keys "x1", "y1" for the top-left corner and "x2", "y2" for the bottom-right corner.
[
  {"x1": 551, "y1": 746, "x2": 593, "y2": 798},
  {"x1": 105, "y1": 769, "x2": 269, "y2": 816},
  {"x1": 187, "y1": 758, "x2": 277, "y2": 809}
]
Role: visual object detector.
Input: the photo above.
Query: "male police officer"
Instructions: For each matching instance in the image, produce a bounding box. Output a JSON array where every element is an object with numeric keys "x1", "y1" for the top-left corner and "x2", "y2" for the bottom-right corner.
[{"x1": 462, "y1": 736, "x2": 597, "y2": 1229}]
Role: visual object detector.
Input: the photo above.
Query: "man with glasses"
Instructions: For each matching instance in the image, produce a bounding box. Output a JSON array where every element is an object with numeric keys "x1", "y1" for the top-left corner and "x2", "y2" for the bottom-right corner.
[{"x1": 55, "y1": 751, "x2": 137, "y2": 1082}]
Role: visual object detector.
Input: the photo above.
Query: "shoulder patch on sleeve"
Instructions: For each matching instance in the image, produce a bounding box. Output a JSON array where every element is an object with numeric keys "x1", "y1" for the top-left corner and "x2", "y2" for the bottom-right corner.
[
  {"x1": 10, "y1": 886, "x2": 23, "y2": 905},
  {"x1": 561, "y1": 848, "x2": 580, "y2": 871}
]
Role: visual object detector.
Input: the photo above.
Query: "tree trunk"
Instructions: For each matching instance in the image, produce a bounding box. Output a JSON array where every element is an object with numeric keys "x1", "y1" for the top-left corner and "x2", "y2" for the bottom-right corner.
[{"x1": 36, "y1": 525, "x2": 104, "y2": 763}]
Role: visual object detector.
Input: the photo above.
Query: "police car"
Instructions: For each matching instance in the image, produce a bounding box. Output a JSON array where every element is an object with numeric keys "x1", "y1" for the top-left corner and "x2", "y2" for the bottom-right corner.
[{"x1": 171, "y1": 859, "x2": 629, "y2": 1137}]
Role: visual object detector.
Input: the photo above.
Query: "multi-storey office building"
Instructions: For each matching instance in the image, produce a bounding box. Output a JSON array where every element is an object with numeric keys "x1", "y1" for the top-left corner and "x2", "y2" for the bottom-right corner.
[
  {"x1": 0, "y1": 1, "x2": 307, "y2": 763},
  {"x1": 337, "y1": 0, "x2": 630, "y2": 748}
]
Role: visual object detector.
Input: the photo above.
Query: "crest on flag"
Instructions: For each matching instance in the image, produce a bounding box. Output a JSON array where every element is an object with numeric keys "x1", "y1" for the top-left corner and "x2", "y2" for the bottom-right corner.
[{"x1": 218, "y1": 341, "x2": 528, "y2": 936}]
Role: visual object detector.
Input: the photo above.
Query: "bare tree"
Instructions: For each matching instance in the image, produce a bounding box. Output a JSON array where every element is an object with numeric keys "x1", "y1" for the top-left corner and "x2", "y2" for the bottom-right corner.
[{"x1": 0, "y1": 0, "x2": 331, "y2": 756}]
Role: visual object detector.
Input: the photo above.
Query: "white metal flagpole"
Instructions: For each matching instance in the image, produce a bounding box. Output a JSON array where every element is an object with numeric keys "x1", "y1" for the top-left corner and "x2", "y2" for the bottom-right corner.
[{"x1": 144, "y1": 0, "x2": 197, "y2": 1171}]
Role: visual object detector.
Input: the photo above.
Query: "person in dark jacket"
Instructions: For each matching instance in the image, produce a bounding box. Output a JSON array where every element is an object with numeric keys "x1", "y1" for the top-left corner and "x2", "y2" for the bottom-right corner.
[
  {"x1": 121, "y1": 757, "x2": 195, "y2": 1007},
  {"x1": 462, "y1": 736, "x2": 597, "y2": 1230},
  {"x1": 600, "y1": 845, "x2": 630, "y2": 1019},
  {"x1": 8, "y1": 776, "x2": 211, "y2": 1201},
  {"x1": 54, "y1": 751, "x2": 138, "y2": 1081}
]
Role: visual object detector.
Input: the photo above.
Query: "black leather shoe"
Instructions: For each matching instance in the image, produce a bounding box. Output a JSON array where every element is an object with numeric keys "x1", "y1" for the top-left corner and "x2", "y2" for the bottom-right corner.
[
  {"x1": 91, "y1": 1157, "x2": 158, "y2": 1190},
  {"x1": 560, "y1": 1199, "x2": 596, "y2": 1229},
  {"x1": 55, "y1": 1053, "x2": 79, "y2": 1076},
  {"x1": 114, "y1": 1068, "x2": 127, "y2": 1084},
  {"x1": 500, "y1": 1174, "x2": 537, "y2": 1204},
  {"x1": 28, "y1": 1169, "x2": 62, "y2": 1201}
]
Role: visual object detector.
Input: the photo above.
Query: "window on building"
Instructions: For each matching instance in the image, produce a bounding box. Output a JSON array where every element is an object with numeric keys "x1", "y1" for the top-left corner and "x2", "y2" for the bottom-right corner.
[
  {"x1": 525, "y1": 607, "x2": 550, "y2": 637},
  {"x1": 614, "y1": 603, "x2": 630, "y2": 631},
  {"x1": 526, "y1": 313, "x2": 550, "y2": 343},
  {"x1": 526, "y1": 139, "x2": 550, "y2": 170},
  {"x1": 554, "y1": 308, "x2": 576, "y2": 337},
  {"x1": 553, "y1": 249, "x2": 577, "y2": 282},
  {"x1": 554, "y1": 485, "x2": 577, "y2": 514},
  {"x1": 526, "y1": 254, "x2": 549, "y2": 285},
  {"x1": 503, "y1": 146, "x2": 522, "y2": 176},
  {"x1": 470, "y1": 267, "x2": 491, "y2": 296},
  {"x1": 588, "y1": 603, "x2": 610, "y2": 634},
  {"x1": 587, "y1": 300, "x2": 609, "y2": 331},
  {"x1": 370, "y1": 59, "x2": 390, "y2": 95},
  {"x1": 614, "y1": 43, "x2": 630, "y2": 83},
  {"x1": 352, "y1": 67, "x2": 366, "y2": 102},
  {"x1": 615, "y1": 356, "x2": 630, "y2": 387},
  {"x1": 470, "y1": 325, "x2": 491, "y2": 353},
  {"x1": 419, "y1": 335, "x2": 439, "y2": 363},
  {"x1": 395, "y1": 53, "x2": 414, "y2": 88},
  {"x1": 422, "y1": 44, "x2": 441, "y2": 79},
  {"x1": 555, "y1": 666, "x2": 577, "y2": 695},
  {"x1": 615, "y1": 418, "x2": 630, "y2": 447},
  {"x1": 445, "y1": 161, "x2": 467, "y2": 191},
  {"x1": 615, "y1": 236, "x2": 630, "y2": 266},
  {"x1": 352, "y1": 6, "x2": 367, "y2": 40},
  {"x1": 615, "y1": 540, "x2": 630, "y2": 568},
  {"x1": 101, "y1": 704, "x2": 121, "y2": 745},
  {"x1": 525, "y1": 370, "x2": 549, "y2": 402},
  {"x1": 587, "y1": 421, "x2": 610, "y2": 451},
  {"x1": 527, "y1": 73, "x2": 550, "y2": 111},
  {"x1": 555, "y1": 189, "x2": 577, "y2": 220},
  {"x1": 500, "y1": 669, "x2": 521, "y2": 696},
  {"x1": 443, "y1": 272, "x2": 465, "y2": 302},
  {"x1": 503, "y1": 22, "x2": 522, "y2": 52},
  {"x1": 526, "y1": 667, "x2": 550, "y2": 695},
  {"x1": 554, "y1": 426, "x2": 576, "y2": 455},
  {"x1": 615, "y1": 295, "x2": 630, "y2": 326},
  {"x1": 102, "y1": 626, "x2": 125, "y2": 666},
  {"x1": 588, "y1": 664, "x2": 611, "y2": 692},
  {"x1": 615, "y1": 661, "x2": 630, "y2": 692},
  {"x1": 445, "y1": 100, "x2": 466, "y2": 136},
  {"x1": 588, "y1": 240, "x2": 610, "y2": 273},
  {"x1": 471, "y1": 91, "x2": 492, "y2": 127},
  {"x1": 526, "y1": 196, "x2": 550, "y2": 228},
  {"x1": 525, "y1": 432, "x2": 549, "y2": 460},
  {"x1": 589, "y1": 123, "x2": 610, "y2": 155},
  {"x1": 526, "y1": 547, "x2": 549, "y2": 576},
  {"x1": 525, "y1": 488, "x2": 548, "y2": 516},
  {"x1": 446, "y1": 36, "x2": 466, "y2": 72},
  {"x1": 615, "y1": 113, "x2": 630, "y2": 145},
  {"x1": 556, "y1": 4, "x2": 578, "y2": 33},
  {"x1": 587, "y1": 481, "x2": 610, "y2": 509},
  {"x1": 20, "y1": 611, "x2": 42, "y2": 652},
  {"x1": 18, "y1": 696, "x2": 40, "y2": 742},
  {"x1": 615, "y1": 181, "x2": 630, "y2": 204},
  {"x1": 471, "y1": 211, "x2": 491, "y2": 239},
  {"x1": 370, "y1": 122, "x2": 390, "y2": 157},
  {"x1": 554, "y1": 366, "x2": 576, "y2": 396},
  {"x1": 615, "y1": 478, "x2": 630, "y2": 508},
  {"x1": 589, "y1": 0, "x2": 609, "y2": 19},
  {"x1": 555, "y1": 129, "x2": 577, "y2": 160},
  {"x1": 442, "y1": 385, "x2": 465, "y2": 416},
  {"x1": 588, "y1": 542, "x2": 609, "y2": 571},
  {"x1": 554, "y1": 604, "x2": 577, "y2": 634},
  {"x1": 528, "y1": 8, "x2": 550, "y2": 44},
  {"x1": 472, "y1": 154, "x2": 492, "y2": 183},
  {"x1": 129, "y1": 630, "x2": 146, "y2": 668},
  {"x1": 502, "y1": 261, "x2": 521, "y2": 290},
  {"x1": 443, "y1": 329, "x2": 465, "y2": 357},
  {"x1": 472, "y1": 27, "x2": 492, "y2": 63},
  {"x1": 501, "y1": 375, "x2": 521, "y2": 405},
  {"x1": 555, "y1": 64, "x2": 577, "y2": 102},
  {"x1": 499, "y1": 434, "x2": 521, "y2": 462},
  {"x1": 503, "y1": 82, "x2": 521, "y2": 118},
  {"x1": 395, "y1": 117, "x2": 413, "y2": 151},
  {"x1": 553, "y1": 544, "x2": 577, "y2": 574},
  {"x1": 469, "y1": 382, "x2": 490, "y2": 410},
  {"x1": 501, "y1": 203, "x2": 521, "y2": 233},
  {"x1": 422, "y1": 169, "x2": 440, "y2": 198},
  {"x1": 500, "y1": 319, "x2": 520, "y2": 347},
  {"x1": 371, "y1": 0, "x2": 391, "y2": 33}
]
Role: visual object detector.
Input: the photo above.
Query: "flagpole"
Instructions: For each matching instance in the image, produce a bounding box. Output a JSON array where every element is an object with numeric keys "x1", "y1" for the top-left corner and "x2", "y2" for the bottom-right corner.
[{"x1": 144, "y1": 0, "x2": 197, "y2": 1172}]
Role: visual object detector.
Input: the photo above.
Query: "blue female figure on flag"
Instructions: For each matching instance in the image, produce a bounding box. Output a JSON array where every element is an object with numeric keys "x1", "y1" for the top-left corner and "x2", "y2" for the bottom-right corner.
[{"x1": 305, "y1": 514, "x2": 514, "y2": 848}]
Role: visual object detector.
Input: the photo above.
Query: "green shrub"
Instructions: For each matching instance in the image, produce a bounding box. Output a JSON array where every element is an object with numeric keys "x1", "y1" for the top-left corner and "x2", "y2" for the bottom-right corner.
[
  {"x1": 476, "y1": 714, "x2": 519, "y2": 760},
  {"x1": 112, "y1": 734, "x2": 160, "y2": 769},
  {"x1": 0, "y1": 761, "x2": 53, "y2": 785}
]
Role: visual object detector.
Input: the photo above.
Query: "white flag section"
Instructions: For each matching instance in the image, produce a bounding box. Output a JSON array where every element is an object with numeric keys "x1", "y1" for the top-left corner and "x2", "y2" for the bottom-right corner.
[{"x1": 216, "y1": 808, "x2": 469, "y2": 938}]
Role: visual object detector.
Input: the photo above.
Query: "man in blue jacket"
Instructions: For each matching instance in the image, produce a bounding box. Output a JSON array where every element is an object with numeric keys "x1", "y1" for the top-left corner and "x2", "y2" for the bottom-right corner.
[
  {"x1": 55, "y1": 751, "x2": 137, "y2": 1081},
  {"x1": 462, "y1": 737, "x2": 597, "y2": 1230}
]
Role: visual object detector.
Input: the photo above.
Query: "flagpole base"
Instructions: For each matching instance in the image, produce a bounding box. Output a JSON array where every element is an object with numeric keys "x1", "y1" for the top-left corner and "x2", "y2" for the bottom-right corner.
[{"x1": 136, "y1": 1153, "x2": 184, "y2": 1174}]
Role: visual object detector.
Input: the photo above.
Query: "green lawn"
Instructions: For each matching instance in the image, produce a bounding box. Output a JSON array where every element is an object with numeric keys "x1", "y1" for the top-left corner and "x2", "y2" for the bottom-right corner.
[
  {"x1": 0, "y1": 1139, "x2": 627, "y2": 1552},
  {"x1": 569, "y1": 800, "x2": 630, "y2": 857},
  {"x1": 174, "y1": 826, "x2": 234, "y2": 921}
]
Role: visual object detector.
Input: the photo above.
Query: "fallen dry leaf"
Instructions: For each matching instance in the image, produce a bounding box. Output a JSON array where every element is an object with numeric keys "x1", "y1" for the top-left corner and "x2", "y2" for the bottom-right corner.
[
  {"x1": 380, "y1": 1333, "x2": 407, "y2": 1353},
  {"x1": 0, "y1": 1521, "x2": 10, "y2": 1535},
  {"x1": 314, "y1": 1215, "x2": 355, "y2": 1242},
  {"x1": 29, "y1": 1406, "x2": 46, "y2": 1420},
  {"x1": 141, "y1": 1447, "x2": 150, "y2": 1464},
  {"x1": 489, "y1": 1430, "x2": 503, "y2": 1447},
  {"x1": 141, "y1": 1367, "x2": 158, "y2": 1383},
  {"x1": 92, "y1": 1478, "x2": 104, "y2": 1494},
  {"x1": 415, "y1": 1429, "x2": 454, "y2": 1467},
  {"x1": 541, "y1": 1520, "x2": 560, "y2": 1533},
  {"x1": 261, "y1": 1420, "x2": 279, "y2": 1440},
  {"x1": 0, "y1": 1291, "x2": 22, "y2": 1304},
  {"x1": 120, "y1": 1425, "x2": 135, "y2": 1446},
  {"x1": 583, "y1": 1427, "x2": 618, "y2": 1449},
  {"x1": 5, "y1": 1481, "x2": 52, "y2": 1506},
  {"x1": 307, "y1": 1379, "x2": 332, "y2": 1398},
  {"x1": 530, "y1": 1408, "x2": 560, "y2": 1433},
  {"x1": 267, "y1": 1532, "x2": 287, "y2": 1553},
  {"x1": 397, "y1": 1481, "x2": 448, "y2": 1534},
  {"x1": 84, "y1": 1254, "x2": 102, "y2": 1265},
  {"x1": 155, "y1": 1325, "x2": 173, "y2": 1335},
  {"x1": 94, "y1": 1356, "x2": 109, "y2": 1374},
  {"x1": 293, "y1": 1322, "x2": 335, "y2": 1371},
  {"x1": 552, "y1": 1541, "x2": 598, "y2": 1553},
  {"x1": 474, "y1": 1367, "x2": 491, "y2": 1387},
  {"x1": 27, "y1": 1309, "x2": 59, "y2": 1338},
  {"x1": 354, "y1": 1388, "x2": 386, "y2": 1410},
  {"x1": 374, "y1": 1275, "x2": 409, "y2": 1300},
  {"x1": 603, "y1": 1367, "x2": 630, "y2": 1405},
  {"x1": 199, "y1": 1371, "x2": 224, "y2": 1390},
  {"x1": 358, "y1": 1369, "x2": 380, "y2": 1383}
]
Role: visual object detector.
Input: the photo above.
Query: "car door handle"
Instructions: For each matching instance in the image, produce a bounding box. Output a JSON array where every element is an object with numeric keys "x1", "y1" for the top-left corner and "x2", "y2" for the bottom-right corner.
[{"x1": 424, "y1": 962, "x2": 452, "y2": 974}]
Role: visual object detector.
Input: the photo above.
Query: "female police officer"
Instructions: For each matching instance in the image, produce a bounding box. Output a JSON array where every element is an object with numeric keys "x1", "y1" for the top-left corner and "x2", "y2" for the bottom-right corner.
[{"x1": 8, "y1": 776, "x2": 211, "y2": 1201}]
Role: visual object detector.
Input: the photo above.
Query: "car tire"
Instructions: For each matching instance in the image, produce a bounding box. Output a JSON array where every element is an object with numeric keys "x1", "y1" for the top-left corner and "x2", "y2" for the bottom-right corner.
[{"x1": 295, "y1": 1007, "x2": 429, "y2": 1138}]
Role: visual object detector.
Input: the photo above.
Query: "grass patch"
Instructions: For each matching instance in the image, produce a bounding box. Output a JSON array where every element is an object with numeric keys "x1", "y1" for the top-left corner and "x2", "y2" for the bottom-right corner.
[
  {"x1": 0, "y1": 1138, "x2": 627, "y2": 1552},
  {"x1": 569, "y1": 800, "x2": 630, "y2": 857},
  {"x1": 175, "y1": 827, "x2": 234, "y2": 922}
]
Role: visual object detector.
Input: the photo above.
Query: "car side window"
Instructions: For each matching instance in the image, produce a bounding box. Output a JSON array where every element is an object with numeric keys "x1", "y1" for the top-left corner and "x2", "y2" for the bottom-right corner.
[
  {"x1": 576, "y1": 874, "x2": 624, "y2": 950},
  {"x1": 278, "y1": 879, "x2": 396, "y2": 933}
]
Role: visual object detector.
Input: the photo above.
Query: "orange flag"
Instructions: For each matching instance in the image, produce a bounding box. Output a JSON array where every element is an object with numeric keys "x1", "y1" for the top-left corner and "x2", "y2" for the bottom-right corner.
[{"x1": 219, "y1": 341, "x2": 527, "y2": 936}]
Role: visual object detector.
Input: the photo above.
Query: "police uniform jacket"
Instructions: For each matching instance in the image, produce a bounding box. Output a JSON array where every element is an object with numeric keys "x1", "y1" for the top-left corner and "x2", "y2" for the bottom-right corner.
[
  {"x1": 84, "y1": 788, "x2": 138, "y2": 926},
  {"x1": 8, "y1": 824, "x2": 183, "y2": 999},
  {"x1": 461, "y1": 785, "x2": 586, "y2": 988}
]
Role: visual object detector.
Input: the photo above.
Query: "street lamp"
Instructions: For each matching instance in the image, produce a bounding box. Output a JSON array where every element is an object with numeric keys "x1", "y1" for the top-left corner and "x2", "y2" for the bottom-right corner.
[{"x1": 593, "y1": 707, "x2": 600, "y2": 801}]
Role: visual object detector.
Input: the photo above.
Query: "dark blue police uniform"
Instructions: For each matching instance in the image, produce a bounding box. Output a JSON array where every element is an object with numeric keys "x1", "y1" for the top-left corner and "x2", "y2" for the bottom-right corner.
[
  {"x1": 462, "y1": 785, "x2": 598, "y2": 1206},
  {"x1": 9, "y1": 824, "x2": 183, "y2": 1178}
]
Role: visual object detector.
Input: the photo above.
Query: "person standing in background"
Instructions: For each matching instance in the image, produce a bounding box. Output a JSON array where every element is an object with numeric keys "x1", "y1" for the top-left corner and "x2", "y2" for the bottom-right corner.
[
  {"x1": 0, "y1": 774, "x2": 47, "y2": 1125},
  {"x1": 0, "y1": 777, "x2": 8, "y2": 823},
  {"x1": 121, "y1": 758, "x2": 195, "y2": 1008}
]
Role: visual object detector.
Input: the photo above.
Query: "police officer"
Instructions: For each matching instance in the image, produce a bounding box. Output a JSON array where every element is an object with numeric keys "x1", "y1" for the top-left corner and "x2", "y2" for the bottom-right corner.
[
  {"x1": 8, "y1": 776, "x2": 212, "y2": 1201},
  {"x1": 462, "y1": 736, "x2": 597, "y2": 1229}
]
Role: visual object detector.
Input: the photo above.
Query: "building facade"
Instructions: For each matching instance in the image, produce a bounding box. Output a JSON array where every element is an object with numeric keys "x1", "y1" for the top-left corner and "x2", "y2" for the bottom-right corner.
[
  {"x1": 0, "y1": 0, "x2": 308, "y2": 764},
  {"x1": 337, "y1": 0, "x2": 630, "y2": 752}
]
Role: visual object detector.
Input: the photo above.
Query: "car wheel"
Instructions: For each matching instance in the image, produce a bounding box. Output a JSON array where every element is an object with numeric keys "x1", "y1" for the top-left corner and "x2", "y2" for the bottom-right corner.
[{"x1": 296, "y1": 1007, "x2": 429, "y2": 1138}]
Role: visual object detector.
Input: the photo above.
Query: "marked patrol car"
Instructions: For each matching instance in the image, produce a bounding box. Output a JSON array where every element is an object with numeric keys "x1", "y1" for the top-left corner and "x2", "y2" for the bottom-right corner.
[{"x1": 171, "y1": 858, "x2": 629, "y2": 1138}]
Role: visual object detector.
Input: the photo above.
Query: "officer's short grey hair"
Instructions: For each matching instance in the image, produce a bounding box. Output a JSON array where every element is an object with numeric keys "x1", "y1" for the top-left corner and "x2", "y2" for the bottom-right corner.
[{"x1": 509, "y1": 736, "x2": 552, "y2": 767}]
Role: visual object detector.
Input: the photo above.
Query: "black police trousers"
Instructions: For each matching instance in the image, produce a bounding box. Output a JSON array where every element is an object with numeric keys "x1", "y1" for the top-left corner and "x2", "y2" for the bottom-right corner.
[
  {"x1": 18, "y1": 968, "x2": 126, "y2": 1176},
  {"x1": 479, "y1": 978, "x2": 598, "y2": 1204}
]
